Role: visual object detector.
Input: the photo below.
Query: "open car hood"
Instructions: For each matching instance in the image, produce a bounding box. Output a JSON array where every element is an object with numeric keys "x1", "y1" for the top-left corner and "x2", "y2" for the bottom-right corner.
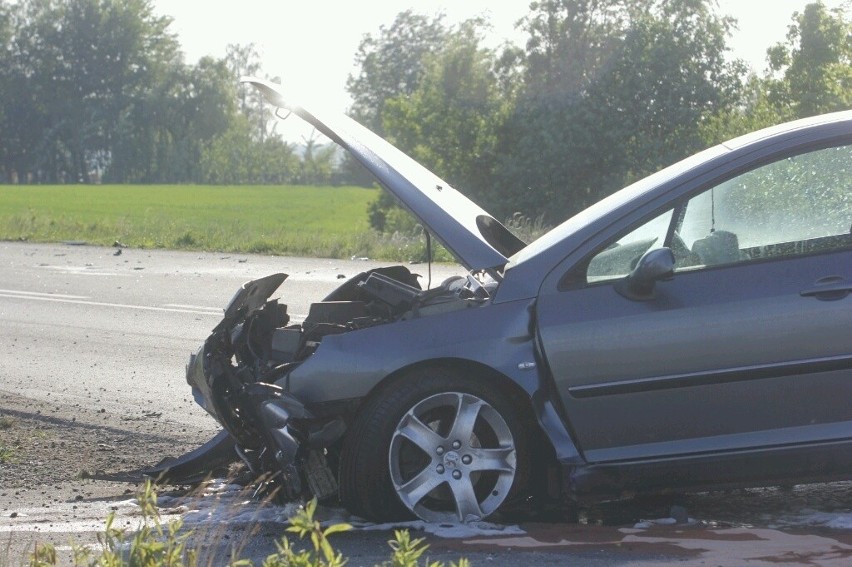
[{"x1": 244, "y1": 78, "x2": 525, "y2": 272}]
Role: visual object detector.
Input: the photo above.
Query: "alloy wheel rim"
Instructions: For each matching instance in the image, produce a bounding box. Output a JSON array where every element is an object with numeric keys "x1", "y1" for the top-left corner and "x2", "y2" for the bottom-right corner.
[{"x1": 389, "y1": 391, "x2": 516, "y2": 523}]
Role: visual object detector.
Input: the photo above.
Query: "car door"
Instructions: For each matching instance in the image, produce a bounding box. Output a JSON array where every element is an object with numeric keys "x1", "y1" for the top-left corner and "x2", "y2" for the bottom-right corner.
[{"x1": 536, "y1": 142, "x2": 852, "y2": 463}]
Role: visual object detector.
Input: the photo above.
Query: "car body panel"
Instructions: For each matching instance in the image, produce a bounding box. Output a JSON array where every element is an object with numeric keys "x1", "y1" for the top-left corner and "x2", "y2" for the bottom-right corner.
[
  {"x1": 283, "y1": 298, "x2": 539, "y2": 403},
  {"x1": 570, "y1": 438, "x2": 852, "y2": 497},
  {"x1": 538, "y1": 250, "x2": 852, "y2": 462}
]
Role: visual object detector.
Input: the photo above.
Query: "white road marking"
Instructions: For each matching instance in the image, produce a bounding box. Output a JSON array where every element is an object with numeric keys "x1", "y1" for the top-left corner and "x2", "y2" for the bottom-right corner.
[
  {"x1": 39, "y1": 265, "x2": 121, "y2": 276},
  {"x1": 0, "y1": 290, "x2": 221, "y2": 316},
  {"x1": 163, "y1": 303, "x2": 223, "y2": 313},
  {"x1": 0, "y1": 289, "x2": 90, "y2": 300}
]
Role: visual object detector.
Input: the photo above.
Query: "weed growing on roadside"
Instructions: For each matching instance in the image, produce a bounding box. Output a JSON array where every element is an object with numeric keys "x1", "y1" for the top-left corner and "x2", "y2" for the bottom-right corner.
[
  {"x1": 29, "y1": 481, "x2": 198, "y2": 567},
  {"x1": 25, "y1": 482, "x2": 470, "y2": 566},
  {"x1": 0, "y1": 445, "x2": 15, "y2": 464},
  {"x1": 0, "y1": 415, "x2": 20, "y2": 463},
  {"x1": 27, "y1": 543, "x2": 56, "y2": 567},
  {"x1": 261, "y1": 498, "x2": 350, "y2": 567},
  {"x1": 383, "y1": 529, "x2": 470, "y2": 567}
]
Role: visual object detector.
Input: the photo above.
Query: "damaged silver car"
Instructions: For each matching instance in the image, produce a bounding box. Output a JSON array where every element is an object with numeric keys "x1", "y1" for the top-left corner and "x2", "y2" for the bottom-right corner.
[{"x1": 151, "y1": 79, "x2": 852, "y2": 523}]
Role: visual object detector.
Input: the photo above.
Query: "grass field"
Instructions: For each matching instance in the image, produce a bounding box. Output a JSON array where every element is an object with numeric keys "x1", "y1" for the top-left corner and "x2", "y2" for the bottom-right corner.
[{"x1": 0, "y1": 184, "x2": 442, "y2": 260}]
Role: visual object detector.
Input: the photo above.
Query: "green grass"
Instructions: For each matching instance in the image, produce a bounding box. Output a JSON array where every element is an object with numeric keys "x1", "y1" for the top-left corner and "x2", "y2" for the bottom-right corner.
[
  {"x1": 0, "y1": 184, "x2": 404, "y2": 259},
  {"x1": 0, "y1": 445, "x2": 15, "y2": 463},
  {"x1": 0, "y1": 416, "x2": 15, "y2": 463}
]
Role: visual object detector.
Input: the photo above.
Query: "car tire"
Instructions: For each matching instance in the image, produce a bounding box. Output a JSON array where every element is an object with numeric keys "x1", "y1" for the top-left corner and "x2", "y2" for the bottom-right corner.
[{"x1": 338, "y1": 366, "x2": 530, "y2": 523}]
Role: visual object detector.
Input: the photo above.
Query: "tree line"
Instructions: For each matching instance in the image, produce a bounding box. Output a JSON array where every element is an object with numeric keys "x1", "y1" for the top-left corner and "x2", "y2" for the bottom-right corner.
[
  {"x1": 1, "y1": 0, "x2": 849, "y2": 227},
  {"x1": 0, "y1": 0, "x2": 336, "y2": 186},
  {"x1": 355, "y1": 0, "x2": 850, "y2": 228}
]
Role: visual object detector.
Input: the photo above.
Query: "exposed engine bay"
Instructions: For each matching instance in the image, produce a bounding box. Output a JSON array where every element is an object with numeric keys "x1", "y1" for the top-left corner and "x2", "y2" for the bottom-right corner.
[{"x1": 175, "y1": 266, "x2": 493, "y2": 502}]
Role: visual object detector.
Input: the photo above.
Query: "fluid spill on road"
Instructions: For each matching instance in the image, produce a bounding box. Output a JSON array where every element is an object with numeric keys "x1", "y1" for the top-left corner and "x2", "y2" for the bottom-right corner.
[
  {"x1": 451, "y1": 523, "x2": 852, "y2": 566},
  {"x1": 161, "y1": 480, "x2": 852, "y2": 566}
]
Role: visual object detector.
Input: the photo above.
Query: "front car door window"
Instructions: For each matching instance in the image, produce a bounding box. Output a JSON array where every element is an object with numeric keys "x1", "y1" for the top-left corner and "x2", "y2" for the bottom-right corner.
[
  {"x1": 585, "y1": 144, "x2": 851, "y2": 282},
  {"x1": 678, "y1": 144, "x2": 851, "y2": 268}
]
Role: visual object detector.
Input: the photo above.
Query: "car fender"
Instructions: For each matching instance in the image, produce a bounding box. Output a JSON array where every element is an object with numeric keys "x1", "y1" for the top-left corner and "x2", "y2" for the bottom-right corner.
[{"x1": 283, "y1": 297, "x2": 582, "y2": 463}]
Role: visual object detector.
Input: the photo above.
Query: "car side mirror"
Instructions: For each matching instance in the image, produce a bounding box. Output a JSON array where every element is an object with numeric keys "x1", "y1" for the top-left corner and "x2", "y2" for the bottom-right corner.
[{"x1": 615, "y1": 247, "x2": 675, "y2": 301}]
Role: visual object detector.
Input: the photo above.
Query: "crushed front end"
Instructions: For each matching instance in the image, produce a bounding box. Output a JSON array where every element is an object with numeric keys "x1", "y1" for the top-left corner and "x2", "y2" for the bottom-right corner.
[{"x1": 184, "y1": 266, "x2": 483, "y2": 501}]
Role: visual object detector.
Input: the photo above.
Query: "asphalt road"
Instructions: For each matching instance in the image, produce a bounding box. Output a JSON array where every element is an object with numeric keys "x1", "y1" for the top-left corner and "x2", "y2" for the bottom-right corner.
[
  {"x1": 0, "y1": 241, "x2": 458, "y2": 429},
  {"x1": 2, "y1": 242, "x2": 851, "y2": 566}
]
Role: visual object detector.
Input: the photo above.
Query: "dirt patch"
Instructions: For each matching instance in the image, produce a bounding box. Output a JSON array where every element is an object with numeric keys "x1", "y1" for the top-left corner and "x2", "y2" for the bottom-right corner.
[
  {"x1": 0, "y1": 391, "x2": 215, "y2": 560},
  {"x1": 0, "y1": 391, "x2": 211, "y2": 489}
]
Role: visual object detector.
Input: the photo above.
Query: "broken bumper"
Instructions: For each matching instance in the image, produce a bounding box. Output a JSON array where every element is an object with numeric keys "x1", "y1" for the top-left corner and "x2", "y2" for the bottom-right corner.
[{"x1": 186, "y1": 343, "x2": 338, "y2": 500}]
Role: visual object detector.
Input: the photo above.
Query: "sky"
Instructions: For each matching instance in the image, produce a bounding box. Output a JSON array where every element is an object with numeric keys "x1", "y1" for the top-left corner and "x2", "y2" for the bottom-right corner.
[{"x1": 150, "y1": 0, "x2": 847, "y2": 130}]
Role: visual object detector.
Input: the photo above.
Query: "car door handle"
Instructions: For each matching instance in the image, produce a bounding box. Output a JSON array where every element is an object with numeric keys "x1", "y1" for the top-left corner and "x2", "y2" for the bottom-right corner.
[{"x1": 800, "y1": 276, "x2": 852, "y2": 300}]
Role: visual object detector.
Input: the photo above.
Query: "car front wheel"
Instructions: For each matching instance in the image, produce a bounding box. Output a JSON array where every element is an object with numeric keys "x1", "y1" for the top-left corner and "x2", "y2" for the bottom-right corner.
[{"x1": 339, "y1": 368, "x2": 529, "y2": 523}]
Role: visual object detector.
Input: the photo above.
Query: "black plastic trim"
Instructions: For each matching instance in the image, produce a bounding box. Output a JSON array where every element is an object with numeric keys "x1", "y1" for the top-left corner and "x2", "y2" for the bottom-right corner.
[{"x1": 569, "y1": 354, "x2": 852, "y2": 398}]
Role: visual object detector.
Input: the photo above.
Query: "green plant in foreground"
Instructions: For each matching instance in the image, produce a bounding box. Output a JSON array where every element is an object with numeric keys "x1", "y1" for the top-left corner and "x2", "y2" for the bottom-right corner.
[
  {"x1": 29, "y1": 481, "x2": 197, "y2": 567},
  {"x1": 261, "y1": 498, "x2": 350, "y2": 567},
  {"x1": 27, "y1": 543, "x2": 56, "y2": 567},
  {"x1": 383, "y1": 529, "x2": 470, "y2": 567},
  {"x1": 26, "y1": 483, "x2": 470, "y2": 567},
  {"x1": 254, "y1": 499, "x2": 470, "y2": 567}
]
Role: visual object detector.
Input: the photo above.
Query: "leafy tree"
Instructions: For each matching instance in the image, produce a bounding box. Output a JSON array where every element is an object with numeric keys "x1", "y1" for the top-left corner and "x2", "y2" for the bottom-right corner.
[
  {"x1": 484, "y1": 0, "x2": 646, "y2": 220},
  {"x1": 225, "y1": 43, "x2": 281, "y2": 142},
  {"x1": 59, "y1": 0, "x2": 178, "y2": 182},
  {"x1": 766, "y1": 1, "x2": 851, "y2": 117},
  {"x1": 0, "y1": 0, "x2": 184, "y2": 183},
  {"x1": 199, "y1": 117, "x2": 300, "y2": 184},
  {"x1": 381, "y1": 21, "x2": 509, "y2": 205},
  {"x1": 520, "y1": 0, "x2": 640, "y2": 98},
  {"x1": 1, "y1": 0, "x2": 69, "y2": 182},
  {"x1": 0, "y1": 3, "x2": 16, "y2": 181},
  {"x1": 225, "y1": 43, "x2": 262, "y2": 114},
  {"x1": 589, "y1": 0, "x2": 744, "y2": 176},
  {"x1": 340, "y1": 10, "x2": 456, "y2": 190},
  {"x1": 700, "y1": 1, "x2": 850, "y2": 145},
  {"x1": 297, "y1": 132, "x2": 338, "y2": 185},
  {"x1": 106, "y1": 56, "x2": 237, "y2": 183},
  {"x1": 348, "y1": 12, "x2": 505, "y2": 229},
  {"x1": 491, "y1": 0, "x2": 745, "y2": 222},
  {"x1": 698, "y1": 74, "x2": 784, "y2": 145},
  {"x1": 346, "y1": 10, "x2": 451, "y2": 134}
]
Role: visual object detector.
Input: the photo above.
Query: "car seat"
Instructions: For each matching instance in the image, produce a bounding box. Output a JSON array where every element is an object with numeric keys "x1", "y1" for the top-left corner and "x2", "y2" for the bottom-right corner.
[{"x1": 691, "y1": 230, "x2": 740, "y2": 266}]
